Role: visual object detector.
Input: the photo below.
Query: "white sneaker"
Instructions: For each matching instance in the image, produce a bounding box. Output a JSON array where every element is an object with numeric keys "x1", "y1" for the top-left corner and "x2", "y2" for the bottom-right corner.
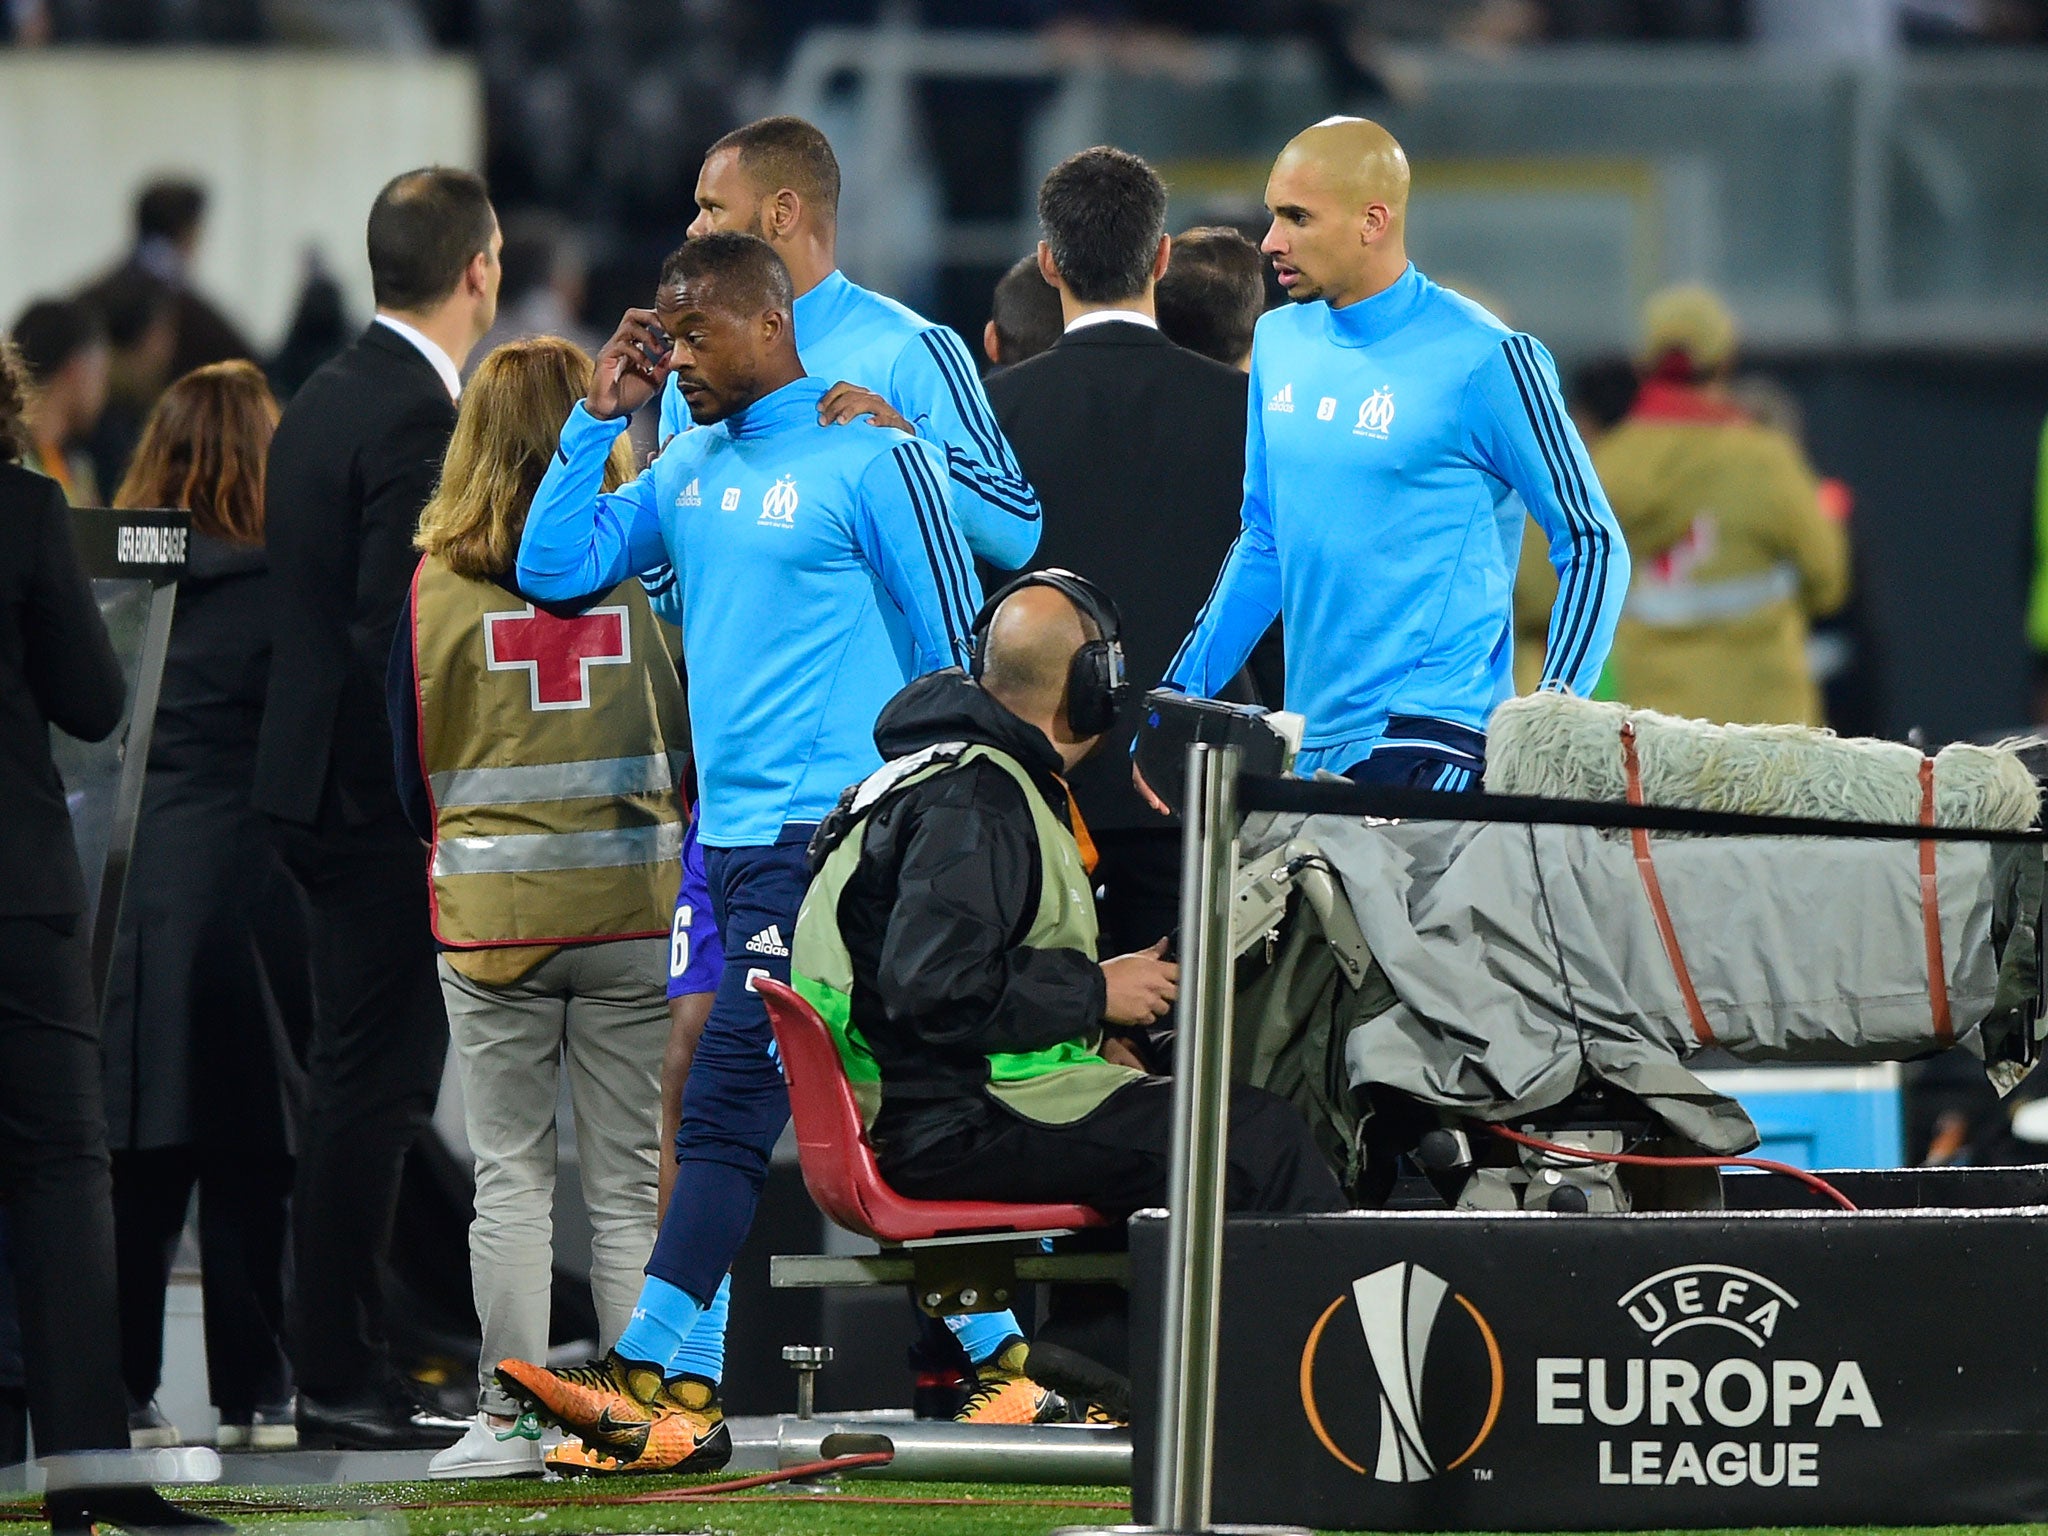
[
  {"x1": 426, "y1": 1411, "x2": 547, "y2": 1479},
  {"x1": 216, "y1": 1401, "x2": 298, "y2": 1451},
  {"x1": 127, "y1": 1401, "x2": 180, "y2": 1449}
]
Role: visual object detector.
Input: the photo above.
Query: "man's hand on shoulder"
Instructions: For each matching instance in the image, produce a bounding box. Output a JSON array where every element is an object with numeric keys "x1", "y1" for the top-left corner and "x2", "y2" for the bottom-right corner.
[
  {"x1": 819, "y1": 382, "x2": 915, "y2": 435},
  {"x1": 590, "y1": 309, "x2": 673, "y2": 421},
  {"x1": 1102, "y1": 937, "x2": 1179, "y2": 1026}
]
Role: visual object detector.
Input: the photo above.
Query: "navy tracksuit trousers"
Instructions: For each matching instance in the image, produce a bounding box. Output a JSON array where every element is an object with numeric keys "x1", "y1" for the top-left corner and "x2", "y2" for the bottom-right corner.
[{"x1": 645, "y1": 826, "x2": 813, "y2": 1303}]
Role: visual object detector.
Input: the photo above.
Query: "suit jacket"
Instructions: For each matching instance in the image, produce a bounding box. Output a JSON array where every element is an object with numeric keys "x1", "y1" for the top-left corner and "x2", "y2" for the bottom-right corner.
[
  {"x1": 0, "y1": 464, "x2": 126, "y2": 915},
  {"x1": 985, "y1": 321, "x2": 1249, "y2": 829},
  {"x1": 254, "y1": 323, "x2": 457, "y2": 826}
]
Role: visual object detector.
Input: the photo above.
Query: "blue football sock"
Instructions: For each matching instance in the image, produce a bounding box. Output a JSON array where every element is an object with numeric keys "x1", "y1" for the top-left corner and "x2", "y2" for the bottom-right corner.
[
  {"x1": 614, "y1": 1274, "x2": 705, "y2": 1368},
  {"x1": 666, "y1": 1274, "x2": 731, "y2": 1384},
  {"x1": 946, "y1": 1309, "x2": 1025, "y2": 1367}
]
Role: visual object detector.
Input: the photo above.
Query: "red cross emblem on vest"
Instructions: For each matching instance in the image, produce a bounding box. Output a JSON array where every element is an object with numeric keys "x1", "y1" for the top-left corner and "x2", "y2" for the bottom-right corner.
[{"x1": 483, "y1": 603, "x2": 632, "y2": 710}]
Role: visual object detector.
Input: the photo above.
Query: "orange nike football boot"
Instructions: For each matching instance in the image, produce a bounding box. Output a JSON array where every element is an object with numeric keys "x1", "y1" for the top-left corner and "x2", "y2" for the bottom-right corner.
[
  {"x1": 543, "y1": 1402, "x2": 732, "y2": 1478},
  {"x1": 493, "y1": 1350, "x2": 669, "y2": 1449},
  {"x1": 953, "y1": 1340, "x2": 1077, "y2": 1425}
]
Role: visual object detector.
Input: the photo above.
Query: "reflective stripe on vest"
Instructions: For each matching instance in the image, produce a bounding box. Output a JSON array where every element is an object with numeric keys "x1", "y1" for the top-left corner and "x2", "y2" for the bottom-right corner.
[
  {"x1": 792, "y1": 741, "x2": 1138, "y2": 1130},
  {"x1": 1625, "y1": 561, "x2": 1799, "y2": 628},
  {"x1": 433, "y1": 821, "x2": 686, "y2": 878},
  {"x1": 413, "y1": 557, "x2": 688, "y2": 948},
  {"x1": 431, "y1": 752, "x2": 687, "y2": 808}
]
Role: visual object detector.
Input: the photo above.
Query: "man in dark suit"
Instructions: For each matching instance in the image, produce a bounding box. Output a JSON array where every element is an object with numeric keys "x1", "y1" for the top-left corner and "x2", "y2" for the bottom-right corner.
[
  {"x1": 0, "y1": 350, "x2": 129, "y2": 1460},
  {"x1": 255, "y1": 167, "x2": 501, "y2": 1449},
  {"x1": 986, "y1": 147, "x2": 1251, "y2": 961}
]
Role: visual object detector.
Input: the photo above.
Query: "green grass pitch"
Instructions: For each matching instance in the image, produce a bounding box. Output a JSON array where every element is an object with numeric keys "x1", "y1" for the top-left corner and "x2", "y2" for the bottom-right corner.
[{"x1": 8, "y1": 1477, "x2": 2048, "y2": 1536}]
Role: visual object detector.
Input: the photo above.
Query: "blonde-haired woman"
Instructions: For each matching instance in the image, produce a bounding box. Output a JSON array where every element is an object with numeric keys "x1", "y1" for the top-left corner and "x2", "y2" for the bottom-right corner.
[{"x1": 389, "y1": 336, "x2": 684, "y2": 1478}]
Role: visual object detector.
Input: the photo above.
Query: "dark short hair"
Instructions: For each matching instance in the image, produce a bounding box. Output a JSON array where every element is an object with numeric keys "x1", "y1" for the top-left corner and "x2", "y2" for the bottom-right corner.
[
  {"x1": 1156, "y1": 226, "x2": 1264, "y2": 367},
  {"x1": 989, "y1": 255, "x2": 1063, "y2": 365},
  {"x1": 1036, "y1": 146, "x2": 1167, "y2": 305},
  {"x1": 366, "y1": 167, "x2": 497, "y2": 312},
  {"x1": 10, "y1": 298, "x2": 106, "y2": 384},
  {"x1": 706, "y1": 116, "x2": 841, "y2": 221},
  {"x1": 136, "y1": 178, "x2": 207, "y2": 243},
  {"x1": 659, "y1": 232, "x2": 795, "y2": 316}
]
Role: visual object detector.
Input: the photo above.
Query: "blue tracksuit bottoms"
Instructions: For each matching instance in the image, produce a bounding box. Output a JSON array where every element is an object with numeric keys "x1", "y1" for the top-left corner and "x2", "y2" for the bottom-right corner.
[{"x1": 645, "y1": 826, "x2": 814, "y2": 1303}]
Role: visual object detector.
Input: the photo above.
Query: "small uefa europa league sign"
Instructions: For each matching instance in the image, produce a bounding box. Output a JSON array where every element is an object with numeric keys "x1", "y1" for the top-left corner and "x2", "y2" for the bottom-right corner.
[
  {"x1": 1133, "y1": 1185, "x2": 2048, "y2": 1530},
  {"x1": 113, "y1": 520, "x2": 188, "y2": 567},
  {"x1": 71, "y1": 507, "x2": 192, "y2": 584}
]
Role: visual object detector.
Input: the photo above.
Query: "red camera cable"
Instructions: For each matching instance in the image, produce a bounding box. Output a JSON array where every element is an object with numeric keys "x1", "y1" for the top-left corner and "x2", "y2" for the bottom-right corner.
[{"x1": 1485, "y1": 1122, "x2": 1859, "y2": 1211}]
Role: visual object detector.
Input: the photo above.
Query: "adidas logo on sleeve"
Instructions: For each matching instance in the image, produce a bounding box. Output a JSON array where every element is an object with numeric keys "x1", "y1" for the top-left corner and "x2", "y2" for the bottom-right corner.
[{"x1": 744, "y1": 925, "x2": 790, "y2": 958}]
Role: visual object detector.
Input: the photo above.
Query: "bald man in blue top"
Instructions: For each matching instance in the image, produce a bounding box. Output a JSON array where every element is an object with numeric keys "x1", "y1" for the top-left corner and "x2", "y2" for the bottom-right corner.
[{"x1": 1155, "y1": 118, "x2": 1629, "y2": 795}]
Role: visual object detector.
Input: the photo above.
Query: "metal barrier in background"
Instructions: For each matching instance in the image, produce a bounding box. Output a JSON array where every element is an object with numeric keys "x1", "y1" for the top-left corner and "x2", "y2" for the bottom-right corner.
[
  {"x1": 780, "y1": 28, "x2": 2048, "y2": 360},
  {"x1": 50, "y1": 507, "x2": 190, "y2": 1010}
]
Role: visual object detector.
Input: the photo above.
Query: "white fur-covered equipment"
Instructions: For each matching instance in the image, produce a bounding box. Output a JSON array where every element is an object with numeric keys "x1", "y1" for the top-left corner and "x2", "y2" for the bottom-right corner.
[{"x1": 1485, "y1": 692, "x2": 2041, "y2": 830}]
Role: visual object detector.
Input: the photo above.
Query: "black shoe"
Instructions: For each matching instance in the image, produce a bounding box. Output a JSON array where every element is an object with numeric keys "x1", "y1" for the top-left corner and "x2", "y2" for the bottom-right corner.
[
  {"x1": 296, "y1": 1383, "x2": 467, "y2": 1451},
  {"x1": 1024, "y1": 1340, "x2": 1133, "y2": 1424},
  {"x1": 45, "y1": 1486, "x2": 228, "y2": 1534}
]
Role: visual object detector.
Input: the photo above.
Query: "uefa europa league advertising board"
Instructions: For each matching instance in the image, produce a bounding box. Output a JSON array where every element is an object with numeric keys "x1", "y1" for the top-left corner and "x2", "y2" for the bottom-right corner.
[{"x1": 1131, "y1": 1207, "x2": 2048, "y2": 1529}]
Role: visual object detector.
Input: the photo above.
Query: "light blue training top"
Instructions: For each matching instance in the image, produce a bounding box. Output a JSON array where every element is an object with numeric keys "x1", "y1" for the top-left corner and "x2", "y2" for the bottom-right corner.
[
  {"x1": 657, "y1": 268, "x2": 1040, "y2": 572},
  {"x1": 1163, "y1": 263, "x2": 1631, "y2": 774},
  {"x1": 519, "y1": 376, "x2": 981, "y2": 848}
]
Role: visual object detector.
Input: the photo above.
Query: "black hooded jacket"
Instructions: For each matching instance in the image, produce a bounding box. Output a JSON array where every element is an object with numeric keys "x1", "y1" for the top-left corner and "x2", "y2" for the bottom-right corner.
[{"x1": 823, "y1": 668, "x2": 1108, "y2": 1165}]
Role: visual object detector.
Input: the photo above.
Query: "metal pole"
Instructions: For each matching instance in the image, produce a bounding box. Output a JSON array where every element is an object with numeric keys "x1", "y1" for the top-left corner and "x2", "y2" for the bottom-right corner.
[
  {"x1": 1152, "y1": 742, "x2": 1240, "y2": 1533},
  {"x1": 786, "y1": 1420, "x2": 1131, "y2": 1484}
]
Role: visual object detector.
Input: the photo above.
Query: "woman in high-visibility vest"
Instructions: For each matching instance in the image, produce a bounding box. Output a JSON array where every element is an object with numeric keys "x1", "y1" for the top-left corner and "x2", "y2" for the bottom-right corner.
[{"x1": 391, "y1": 336, "x2": 688, "y2": 1480}]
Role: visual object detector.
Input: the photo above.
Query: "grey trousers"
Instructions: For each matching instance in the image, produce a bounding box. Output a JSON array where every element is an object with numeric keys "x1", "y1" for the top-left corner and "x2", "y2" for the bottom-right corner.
[{"x1": 439, "y1": 939, "x2": 667, "y2": 1415}]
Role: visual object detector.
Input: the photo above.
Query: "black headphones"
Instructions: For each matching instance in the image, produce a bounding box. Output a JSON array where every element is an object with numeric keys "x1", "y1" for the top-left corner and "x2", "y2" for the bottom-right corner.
[{"x1": 968, "y1": 568, "x2": 1130, "y2": 738}]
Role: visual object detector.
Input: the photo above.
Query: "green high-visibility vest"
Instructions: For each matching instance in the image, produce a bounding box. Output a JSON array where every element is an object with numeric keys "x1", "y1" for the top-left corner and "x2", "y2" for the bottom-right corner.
[{"x1": 792, "y1": 741, "x2": 1140, "y2": 1129}]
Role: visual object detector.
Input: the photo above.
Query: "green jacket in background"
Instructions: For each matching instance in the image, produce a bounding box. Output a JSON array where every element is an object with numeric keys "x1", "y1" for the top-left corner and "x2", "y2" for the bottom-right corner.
[{"x1": 2025, "y1": 413, "x2": 2048, "y2": 657}]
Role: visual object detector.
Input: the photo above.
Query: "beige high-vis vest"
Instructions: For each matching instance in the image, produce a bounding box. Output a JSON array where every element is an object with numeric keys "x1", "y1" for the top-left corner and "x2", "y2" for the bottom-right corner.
[{"x1": 411, "y1": 556, "x2": 688, "y2": 949}]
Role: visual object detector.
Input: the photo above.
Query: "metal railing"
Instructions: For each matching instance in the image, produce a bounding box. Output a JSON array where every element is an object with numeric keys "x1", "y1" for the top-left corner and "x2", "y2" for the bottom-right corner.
[
  {"x1": 779, "y1": 29, "x2": 2048, "y2": 358},
  {"x1": 1149, "y1": 742, "x2": 1243, "y2": 1533}
]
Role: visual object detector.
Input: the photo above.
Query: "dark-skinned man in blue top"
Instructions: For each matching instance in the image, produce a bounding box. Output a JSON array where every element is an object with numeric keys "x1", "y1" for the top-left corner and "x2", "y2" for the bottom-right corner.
[{"x1": 497, "y1": 233, "x2": 1014, "y2": 1471}]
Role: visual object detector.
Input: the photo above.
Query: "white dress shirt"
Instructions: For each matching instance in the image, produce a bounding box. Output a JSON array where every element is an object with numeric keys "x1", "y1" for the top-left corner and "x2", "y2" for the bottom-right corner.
[
  {"x1": 1063, "y1": 309, "x2": 1158, "y2": 335},
  {"x1": 373, "y1": 314, "x2": 462, "y2": 402}
]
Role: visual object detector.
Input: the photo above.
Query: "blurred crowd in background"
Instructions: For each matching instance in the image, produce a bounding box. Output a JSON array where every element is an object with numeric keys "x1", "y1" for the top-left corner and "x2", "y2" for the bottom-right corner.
[{"x1": 8, "y1": 2, "x2": 2048, "y2": 339}]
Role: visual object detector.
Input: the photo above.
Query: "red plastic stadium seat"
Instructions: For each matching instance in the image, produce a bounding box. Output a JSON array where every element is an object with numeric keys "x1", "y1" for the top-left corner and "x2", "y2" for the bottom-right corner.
[{"x1": 755, "y1": 977, "x2": 1109, "y2": 1244}]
